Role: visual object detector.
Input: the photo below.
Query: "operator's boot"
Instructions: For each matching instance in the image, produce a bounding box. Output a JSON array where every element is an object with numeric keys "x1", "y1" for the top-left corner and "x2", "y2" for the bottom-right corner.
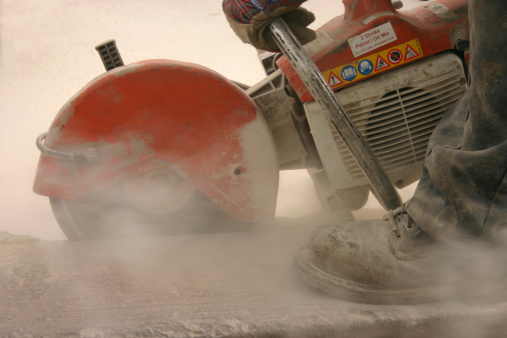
[{"x1": 293, "y1": 204, "x2": 507, "y2": 304}]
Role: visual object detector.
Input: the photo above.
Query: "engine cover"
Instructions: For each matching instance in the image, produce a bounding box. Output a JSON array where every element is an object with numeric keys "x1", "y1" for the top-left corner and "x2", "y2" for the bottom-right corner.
[{"x1": 305, "y1": 52, "x2": 467, "y2": 192}]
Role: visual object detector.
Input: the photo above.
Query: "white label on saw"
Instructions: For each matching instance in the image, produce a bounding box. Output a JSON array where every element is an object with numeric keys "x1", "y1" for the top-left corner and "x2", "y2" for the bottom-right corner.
[{"x1": 348, "y1": 22, "x2": 397, "y2": 57}]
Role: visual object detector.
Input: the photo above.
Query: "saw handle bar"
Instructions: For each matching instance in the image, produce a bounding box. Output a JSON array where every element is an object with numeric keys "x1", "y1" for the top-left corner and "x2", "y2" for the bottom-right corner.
[
  {"x1": 36, "y1": 132, "x2": 98, "y2": 164},
  {"x1": 268, "y1": 17, "x2": 403, "y2": 211}
]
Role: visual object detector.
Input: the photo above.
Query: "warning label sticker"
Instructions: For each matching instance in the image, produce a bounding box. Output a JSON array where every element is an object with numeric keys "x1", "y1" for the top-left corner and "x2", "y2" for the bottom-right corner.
[
  {"x1": 348, "y1": 22, "x2": 397, "y2": 57},
  {"x1": 328, "y1": 71, "x2": 342, "y2": 86},
  {"x1": 388, "y1": 49, "x2": 402, "y2": 64},
  {"x1": 375, "y1": 55, "x2": 390, "y2": 70},
  {"x1": 322, "y1": 39, "x2": 423, "y2": 90},
  {"x1": 404, "y1": 44, "x2": 420, "y2": 60}
]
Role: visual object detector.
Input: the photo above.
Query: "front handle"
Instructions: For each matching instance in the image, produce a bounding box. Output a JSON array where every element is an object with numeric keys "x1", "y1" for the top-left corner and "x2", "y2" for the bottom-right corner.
[{"x1": 267, "y1": 17, "x2": 402, "y2": 211}]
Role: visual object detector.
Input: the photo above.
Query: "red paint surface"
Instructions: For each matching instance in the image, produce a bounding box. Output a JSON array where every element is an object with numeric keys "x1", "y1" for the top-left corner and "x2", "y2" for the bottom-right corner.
[{"x1": 34, "y1": 60, "x2": 277, "y2": 221}]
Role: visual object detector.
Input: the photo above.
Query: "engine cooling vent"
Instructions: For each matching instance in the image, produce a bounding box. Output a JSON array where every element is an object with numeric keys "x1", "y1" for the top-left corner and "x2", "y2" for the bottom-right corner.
[{"x1": 331, "y1": 71, "x2": 466, "y2": 180}]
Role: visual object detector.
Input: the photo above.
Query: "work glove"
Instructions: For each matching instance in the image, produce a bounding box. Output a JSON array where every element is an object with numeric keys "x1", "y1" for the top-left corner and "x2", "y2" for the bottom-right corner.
[{"x1": 222, "y1": 0, "x2": 316, "y2": 52}]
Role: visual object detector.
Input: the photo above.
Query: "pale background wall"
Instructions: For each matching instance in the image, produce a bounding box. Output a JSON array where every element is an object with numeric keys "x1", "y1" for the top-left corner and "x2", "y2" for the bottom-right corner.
[{"x1": 0, "y1": 0, "x2": 421, "y2": 240}]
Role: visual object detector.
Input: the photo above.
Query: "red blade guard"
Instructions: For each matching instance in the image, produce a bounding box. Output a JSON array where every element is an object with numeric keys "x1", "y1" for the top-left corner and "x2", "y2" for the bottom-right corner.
[{"x1": 34, "y1": 60, "x2": 279, "y2": 221}]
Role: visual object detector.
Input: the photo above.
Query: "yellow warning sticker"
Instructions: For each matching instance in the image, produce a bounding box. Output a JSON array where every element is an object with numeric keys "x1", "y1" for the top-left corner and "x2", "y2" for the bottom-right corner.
[{"x1": 322, "y1": 39, "x2": 423, "y2": 89}]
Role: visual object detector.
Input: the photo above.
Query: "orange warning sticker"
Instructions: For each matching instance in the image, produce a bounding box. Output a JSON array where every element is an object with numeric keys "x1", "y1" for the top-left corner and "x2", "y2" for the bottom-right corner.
[{"x1": 323, "y1": 39, "x2": 423, "y2": 89}]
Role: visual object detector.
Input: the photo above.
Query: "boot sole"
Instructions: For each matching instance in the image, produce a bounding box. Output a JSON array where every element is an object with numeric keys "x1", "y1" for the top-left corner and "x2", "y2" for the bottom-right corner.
[{"x1": 293, "y1": 249, "x2": 507, "y2": 305}]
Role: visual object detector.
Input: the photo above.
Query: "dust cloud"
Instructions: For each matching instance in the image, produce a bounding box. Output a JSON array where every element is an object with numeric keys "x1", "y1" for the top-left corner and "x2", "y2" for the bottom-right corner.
[
  {"x1": 2, "y1": 0, "x2": 506, "y2": 336},
  {"x1": 0, "y1": 0, "x2": 344, "y2": 240}
]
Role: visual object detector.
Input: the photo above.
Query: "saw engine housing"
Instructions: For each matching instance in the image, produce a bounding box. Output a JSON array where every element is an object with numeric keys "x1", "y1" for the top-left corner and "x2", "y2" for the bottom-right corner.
[{"x1": 250, "y1": 0, "x2": 469, "y2": 211}]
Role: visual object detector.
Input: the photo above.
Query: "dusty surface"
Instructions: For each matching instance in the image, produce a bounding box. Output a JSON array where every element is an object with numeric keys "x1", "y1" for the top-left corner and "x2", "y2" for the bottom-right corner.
[{"x1": 2, "y1": 216, "x2": 507, "y2": 337}]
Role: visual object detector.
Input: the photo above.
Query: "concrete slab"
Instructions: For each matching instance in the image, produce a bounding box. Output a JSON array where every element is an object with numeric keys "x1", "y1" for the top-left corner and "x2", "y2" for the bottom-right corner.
[{"x1": 1, "y1": 216, "x2": 507, "y2": 337}]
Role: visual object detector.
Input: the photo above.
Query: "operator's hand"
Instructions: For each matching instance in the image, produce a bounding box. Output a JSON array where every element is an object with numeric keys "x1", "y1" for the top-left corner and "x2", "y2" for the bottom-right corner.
[{"x1": 222, "y1": 0, "x2": 316, "y2": 52}]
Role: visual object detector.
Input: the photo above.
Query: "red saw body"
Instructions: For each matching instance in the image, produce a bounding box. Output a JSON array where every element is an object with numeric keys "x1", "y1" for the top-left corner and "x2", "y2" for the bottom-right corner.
[
  {"x1": 34, "y1": 0, "x2": 469, "y2": 239},
  {"x1": 34, "y1": 60, "x2": 279, "y2": 223}
]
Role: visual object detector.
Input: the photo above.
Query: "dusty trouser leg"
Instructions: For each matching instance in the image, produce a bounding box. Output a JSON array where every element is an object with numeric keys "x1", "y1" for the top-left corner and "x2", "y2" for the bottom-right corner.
[{"x1": 407, "y1": 0, "x2": 507, "y2": 242}]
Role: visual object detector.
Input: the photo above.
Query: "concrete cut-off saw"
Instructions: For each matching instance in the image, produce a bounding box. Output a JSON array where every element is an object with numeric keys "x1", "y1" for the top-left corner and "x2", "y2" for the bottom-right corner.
[{"x1": 34, "y1": 0, "x2": 470, "y2": 240}]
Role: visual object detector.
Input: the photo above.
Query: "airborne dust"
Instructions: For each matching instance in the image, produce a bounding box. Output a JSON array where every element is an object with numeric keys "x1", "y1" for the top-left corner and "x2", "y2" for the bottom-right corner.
[{"x1": 1, "y1": 0, "x2": 506, "y2": 336}]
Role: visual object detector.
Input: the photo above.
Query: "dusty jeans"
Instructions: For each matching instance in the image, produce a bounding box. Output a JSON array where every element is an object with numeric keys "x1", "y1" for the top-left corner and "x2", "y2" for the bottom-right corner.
[{"x1": 406, "y1": 0, "x2": 507, "y2": 242}]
